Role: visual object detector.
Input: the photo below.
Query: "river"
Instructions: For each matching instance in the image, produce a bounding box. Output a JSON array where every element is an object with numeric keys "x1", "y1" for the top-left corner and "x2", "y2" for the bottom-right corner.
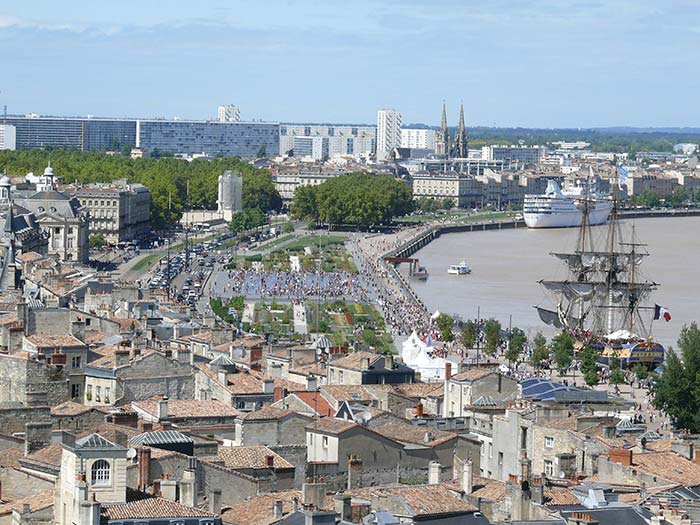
[{"x1": 399, "y1": 217, "x2": 700, "y2": 350}]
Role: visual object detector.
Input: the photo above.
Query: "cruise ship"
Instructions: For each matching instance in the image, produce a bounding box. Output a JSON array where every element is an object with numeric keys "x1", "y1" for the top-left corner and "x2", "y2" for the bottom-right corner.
[{"x1": 523, "y1": 180, "x2": 612, "y2": 228}]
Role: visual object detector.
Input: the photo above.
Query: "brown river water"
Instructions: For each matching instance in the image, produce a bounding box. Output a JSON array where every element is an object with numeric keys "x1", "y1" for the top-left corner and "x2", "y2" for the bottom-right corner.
[{"x1": 399, "y1": 216, "x2": 700, "y2": 350}]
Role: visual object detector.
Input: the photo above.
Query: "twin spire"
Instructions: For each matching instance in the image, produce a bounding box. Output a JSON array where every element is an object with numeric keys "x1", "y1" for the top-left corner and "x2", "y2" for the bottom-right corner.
[{"x1": 436, "y1": 102, "x2": 468, "y2": 158}]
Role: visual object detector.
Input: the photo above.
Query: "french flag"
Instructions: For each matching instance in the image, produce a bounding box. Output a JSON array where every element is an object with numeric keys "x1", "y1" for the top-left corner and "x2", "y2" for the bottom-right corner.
[{"x1": 654, "y1": 304, "x2": 671, "y2": 322}]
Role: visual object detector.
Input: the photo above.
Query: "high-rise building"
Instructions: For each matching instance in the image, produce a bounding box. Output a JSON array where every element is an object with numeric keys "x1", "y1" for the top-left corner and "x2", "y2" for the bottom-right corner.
[
  {"x1": 376, "y1": 109, "x2": 402, "y2": 161},
  {"x1": 279, "y1": 123, "x2": 376, "y2": 158},
  {"x1": 292, "y1": 136, "x2": 330, "y2": 160},
  {"x1": 401, "y1": 128, "x2": 436, "y2": 150},
  {"x1": 218, "y1": 104, "x2": 241, "y2": 123},
  {"x1": 0, "y1": 125, "x2": 16, "y2": 150}
]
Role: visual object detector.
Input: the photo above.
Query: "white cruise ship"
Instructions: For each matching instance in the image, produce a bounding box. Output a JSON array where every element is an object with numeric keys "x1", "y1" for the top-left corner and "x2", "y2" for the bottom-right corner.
[{"x1": 523, "y1": 180, "x2": 612, "y2": 228}]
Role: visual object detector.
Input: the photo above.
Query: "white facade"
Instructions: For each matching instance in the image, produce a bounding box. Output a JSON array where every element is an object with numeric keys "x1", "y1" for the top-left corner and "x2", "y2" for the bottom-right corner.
[
  {"x1": 376, "y1": 109, "x2": 402, "y2": 161},
  {"x1": 0, "y1": 124, "x2": 16, "y2": 150},
  {"x1": 279, "y1": 123, "x2": 376, "y2": 158},
  {"x1": 401, "y1": 128, "x2": 436, "y2": 150},
  {"x1": 217, "y1": 104, "x2": 241, "y2": 122}
]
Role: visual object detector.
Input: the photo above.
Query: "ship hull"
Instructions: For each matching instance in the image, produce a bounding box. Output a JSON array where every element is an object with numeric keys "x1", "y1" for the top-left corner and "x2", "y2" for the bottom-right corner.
[
  {"x1": 591, "y1": 340, "x2": 664, "y2": 368},
  {"x1": 524, "y1": 202, "x2": 612, "y2": 228}
]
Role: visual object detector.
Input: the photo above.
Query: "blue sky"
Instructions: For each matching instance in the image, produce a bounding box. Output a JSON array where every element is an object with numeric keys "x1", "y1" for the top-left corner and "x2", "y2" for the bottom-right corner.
[{"x1": 1, "y1": 0, "x2": 698, "y2": 127}]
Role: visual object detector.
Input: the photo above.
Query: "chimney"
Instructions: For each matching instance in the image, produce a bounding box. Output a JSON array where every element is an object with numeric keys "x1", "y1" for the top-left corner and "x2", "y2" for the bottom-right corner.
[
  {"x1": 160, "y1": 476, "x2": 177, "y2": 501},
  {"x1": 694, "y1": 449, "x2": 700, "y2": 464},
  {"x1": 156, "y1": 396, "x2": 169, "y2": 420},
  {"x1": 423, "y1": 431, "x2": 434, "y2": 444},
  {"x1": 531, "y1": 474, "x2": 545, "y2": 505},
  {"x1": 384, "y1": 354, "x2": 393, "y2": 369},
  {"x1": 609, "y1": 448, "x2": 633, "y2": 467},
  {"x1": 445, "y1": 362, "x2": 452, "y2": 381},
  {"x1": 15, "y1": 299, "x2": 26, "y2": 324},
  {"x1": 274, "y1": 386, "x2": 284, "y2": 402},
  {"x1": 302, "y1": 482, "x2": 326, "y2": 510},
  {"x1": 209, "y1": 490, "x2": 222, "y2": 515},
  {"x1": 416, "y1": 402, "x2": 424, "y2": 418},
  {"x1": 262, "y1": 379, "x2": 274, "y2": 395},
  {"x1": 462, "y1": 459, "x2": 473, "y2": 494},
  {"x1": 217, "y1": 369, "x2": 228, "y2": 385},
  {"x1": 292, "y1": 497, "x2": 299, "y2": 512},
  {"x1": 24, "y1": 422, "x2": 52, "y2": 456},
  {"x1": 334, "y1": 495, "x2": 352, "y2": 521},
  {"x1": 153, "y1": 479, "x2": 161, "y2": 497},
  {"x1": 137, "y1": 447, "x2": 151, "y2": 490},
  {"x1": 347, "y1": 455, "x2": 362, "y2": 490},
  {"x1": 361, "y1": 357, "x2": 370, "y2": 370},
  {"x1": 273, "y1": 500, "x2": 283, "y2": 519},
  {"x1": 265, "y1": 455, "x2": 275, "y2": 468},
  {"x1": 138, "y1": 420, "x2": 153, "y2": 433},
  {"x1": 115, "y1": 348, "x2": 130, "y2": 368},
  {"x1": 306, "y1": 374, "x2": 318, "y2": 392},
  {"x1": 428, "y1": 461, "x2": 441, "y2": 485}
]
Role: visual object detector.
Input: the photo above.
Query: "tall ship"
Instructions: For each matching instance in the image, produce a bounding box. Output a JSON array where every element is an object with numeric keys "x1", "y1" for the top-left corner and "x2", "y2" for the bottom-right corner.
[
  {"x1": 523, "y1": 178, "x2": 613, "y2": 228},
  {"x1": 534, "y1": 181, "x2": 664, "y2": 368}
]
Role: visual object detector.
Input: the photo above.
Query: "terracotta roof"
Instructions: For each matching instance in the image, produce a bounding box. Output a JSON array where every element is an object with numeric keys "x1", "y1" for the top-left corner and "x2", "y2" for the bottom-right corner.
[
  {"x1": 470, "y1": 477, "x2": 506, "y2": 501},
  {"x1": 288, "y1": 362, "x2": 327, "y2": 378},
  {"x1": 450, "y1": 367, "x2": 495, "y2": 382},
  {"x1": 51, "y1": 400, "x2": 107, "y2": 417},
  {"x1": 376, "y1": 484, "x2": 476, "y2": 516},
  {"x1": 645, "y1": 439, "x2": 677, "y2": 452},
  {"x1": 0, "y1": 447, "x2": 24, "y2": 469},
  {"x1": 306, "y1": 416, "x2": 358, "y2": 435},
  {"x1": 291, "y1": 391, "x2": 334, "y2": 417},
  {"x1": 545, "y1": 488, "x2": 579, "y2": 506},
  {"x1": 240, "y1": 405, "x2": 296, "y2": 421},
  {"x1": 328, "y1": 351, "x2": 383, "y2": 371},
  {"x1": 372, "y1": 420, "x2": 457, "y2": 447},
  {"x1": 102, "y1": 490, "x2": 216, "y2": 520},
  {"x1": 221, "y1": 490, "x2": 304, "y2": 525},
  {"x1": 213, "y1": 445, "x2": 294, "y2": 469},
  {"x1": 213, "y1": 336, "x2": 265, "y2": 350},
  {"x1": 320, "y1": 385, "x2": 374, "y2": 404},
  {"x1": 132, "y1": 398, "x2": 239, "y2": 419},
  {"x1": 631, "y1": 452, "x2": 700, "y2": 485},
  {"x1": 25, "y1": 444, "x2": 63, "y2": 467},
  {"x1": 77, "y1": 423, "x2": 140, "y2": 442},
  {"x1": 111, "y1": 317, "x2": 137, "y2": 332},
  {"x1": 25, "y1": 334, "x2": 85, "y2": 348},
  {"x1": 0, "y1": 490, "x2": 54, "y2": 516},
  {"x1": 15, "y1": 252, "x2": 44, "y2": 263}
]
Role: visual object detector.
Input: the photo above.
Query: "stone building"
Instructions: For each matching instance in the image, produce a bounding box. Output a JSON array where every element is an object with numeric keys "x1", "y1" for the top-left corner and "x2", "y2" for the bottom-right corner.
[
  {"x1": 74, "y1": 179, "x2": 151, "y2": 244},
  {"x1": 18, "y1": 165, "x2": 89, "y2": 263},
  {"x1": 326, "y1": 352, "x2": 415, "y2": 385},
  {"x1": 442, "y1": 366, "x2": 518, "y2": 418}
]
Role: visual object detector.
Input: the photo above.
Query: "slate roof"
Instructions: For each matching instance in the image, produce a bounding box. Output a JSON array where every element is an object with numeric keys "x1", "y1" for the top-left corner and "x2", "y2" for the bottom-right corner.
[
  {"x1": 130, "y1": 430, "x2": 193, "y2": 446},
  {"x1": 75, "y1": 433, "x2": 125, "y2": 450}
]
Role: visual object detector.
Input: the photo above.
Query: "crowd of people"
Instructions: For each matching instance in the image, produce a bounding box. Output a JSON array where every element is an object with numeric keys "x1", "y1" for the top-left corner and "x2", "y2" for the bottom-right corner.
[{"x1": 214, "y1": 267, "x2": 370, "y2": 302}]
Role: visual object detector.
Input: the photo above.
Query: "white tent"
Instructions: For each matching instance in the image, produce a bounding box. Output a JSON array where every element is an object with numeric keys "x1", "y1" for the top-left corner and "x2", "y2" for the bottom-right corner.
[
  {"x1": 401, "y1": 331, "x2": 447, "y2": 382},
  {"x1": 430, "y1": 310, "x2": 441, "y2": 321}
]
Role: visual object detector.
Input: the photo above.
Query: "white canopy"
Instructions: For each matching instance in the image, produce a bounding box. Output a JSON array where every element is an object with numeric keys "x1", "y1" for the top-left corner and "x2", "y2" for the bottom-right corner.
[
  {"x1": 430, "y1": 310, "x2": 441, "y2": 320},
  {"x1": 401, "y1": 332, "x2": 448, "y2": 382}
]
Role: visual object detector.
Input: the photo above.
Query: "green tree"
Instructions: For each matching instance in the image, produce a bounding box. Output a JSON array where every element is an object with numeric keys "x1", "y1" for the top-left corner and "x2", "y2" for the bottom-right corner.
[
  {"x1": 530, "y1": 332, "x2": 549, "y2": 369},
  {"x1": 281, "y1": 221, "x2": 294, "y2": 234},
  {"x1": 653, "y1": 323, "x2": 700, "y2": 432},
  {"x1": 460, "y1": 320, "x2": 477, "y2": 349},
  {"x1": 610, "y1": 366, "x2": 626, "y2": 385},
  {"x1": 441, "y1": 197, "x2": 456, "y2": 210},
  {"x1": 290, "y1": 185, "x2": 319, "y2": 223},
  {"x1": 483, "y1": 319, "x2": 502, "y2": 356},
  {"x1": 579, "y1": 345, "x2": 599, "y2": 387},
  {"x1": 551, "y1": 332, "x2": 575, "y2": 376},
  {"x1": 89, "y1": 233, "x2": 107, "y2": 249},
  {"x1": 505, "y1": 327, "x2": 526, "y2": 365},
  {"x1": 435, "y1": 313, "x2": 455, "y2": 343},
  {"x1": 668, "y1": 186, "x2": 689, "y2": 207},
  {"x1": 632, "y1": 363, "x2": 648, "y2": 381},
  {"x1": 229, "y1": 208, "x2": 266, "y2": 232}
]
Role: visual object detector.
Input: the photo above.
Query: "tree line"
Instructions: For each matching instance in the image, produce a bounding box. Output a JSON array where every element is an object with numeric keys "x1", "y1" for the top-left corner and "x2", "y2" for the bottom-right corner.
[
  {"x1": 0, "y1": 150, "x2": 281, "y2": 230},
  {"x1": 290, "y1": 172, "x2": 413, "y2": 228}
]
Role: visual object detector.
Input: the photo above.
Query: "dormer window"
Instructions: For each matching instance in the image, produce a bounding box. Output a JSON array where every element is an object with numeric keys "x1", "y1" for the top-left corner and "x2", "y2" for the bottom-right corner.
[{"x1": 91, "y1": 459, "x2": 111, "y2": 486}]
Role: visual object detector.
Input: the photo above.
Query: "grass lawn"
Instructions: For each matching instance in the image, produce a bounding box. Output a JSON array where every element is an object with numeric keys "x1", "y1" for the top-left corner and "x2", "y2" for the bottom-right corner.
[
  {"x1": 258, "y1": 234, "x2": 294, "y2": 250},
  {"x1": 277, "y1": 234, "x2": 347, "y2": 253},
  {"x1": 131, "y1": 253, "x2": 163, "y2": 272}
]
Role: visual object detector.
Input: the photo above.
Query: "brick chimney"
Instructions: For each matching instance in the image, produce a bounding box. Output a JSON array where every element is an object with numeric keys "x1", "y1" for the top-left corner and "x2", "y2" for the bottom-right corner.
[
  {"x1": 273, "y1": 386, "x2": 284, "y2": 402},
  {"x1": 265, "y1": 455, "x2": 275, "y2": 468},
  {"x1": 137, "y1": 447, "x2": 151, "y2": 490},
  {"x1": 609, "y1": 448, "x2": 633, "y2": 467},
  {"x1": 445, "y1": 362, "x2": 452, "y2": 381},
  {"x1": 416, "y1": 402, "x2": 424, "y2": 418}
]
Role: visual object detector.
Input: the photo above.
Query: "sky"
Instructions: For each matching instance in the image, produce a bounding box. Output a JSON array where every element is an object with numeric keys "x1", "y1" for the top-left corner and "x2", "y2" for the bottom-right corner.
[{"x1": 1, "y1": 0, "x2": 699, "y2": 128}]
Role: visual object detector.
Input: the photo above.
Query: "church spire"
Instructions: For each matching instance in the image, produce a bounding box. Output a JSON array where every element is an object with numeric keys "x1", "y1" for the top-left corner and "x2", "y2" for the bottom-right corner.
[
  {"x1": 452, "y1": 102, "x2": 468, "y2": 158},
  {"x1": 435, "y1": 102, "x2": 450, "y2": 156}
]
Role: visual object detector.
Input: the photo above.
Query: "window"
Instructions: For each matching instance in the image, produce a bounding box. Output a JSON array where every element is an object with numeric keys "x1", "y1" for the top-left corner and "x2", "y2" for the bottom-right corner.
[
  {"x1": 71, "y1": 383, "x2": 80, "y2": 398},
  {"x1": 545, "y1": 436, "x2": 554, "y2": 448},
  {"x1": 322, "y1": 436, "x2": 328, "y2": 448},
  {"x1": 498, "y1": 452, "x2": 503, "y2": 465},
  {"x1": 544, "y1": 460, "x2": 553, "y2": 477},
  {"x1": 71, "y1": 356, "x2": 81, "y2": 368},
  {"x1": 91, "y1": 460, "x2": 111, "y2": 486},
  {"x1": 96, "y1": 386, "x2": 102, "y2": 402},
  {"x1": 105, "y1": 387, "x2": 111, "y2": 403}
]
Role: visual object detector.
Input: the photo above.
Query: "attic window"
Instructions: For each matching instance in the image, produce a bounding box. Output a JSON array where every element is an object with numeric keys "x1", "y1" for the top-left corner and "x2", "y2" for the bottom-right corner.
[{"x1": 91, "y1": 459, "x2": 111, "y2": 486}]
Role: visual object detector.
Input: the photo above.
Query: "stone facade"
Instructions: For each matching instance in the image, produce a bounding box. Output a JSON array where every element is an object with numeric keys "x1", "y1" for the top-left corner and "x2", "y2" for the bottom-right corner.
[{"x1": 0, "y1": 353, "x2": 70, "y2": 406}]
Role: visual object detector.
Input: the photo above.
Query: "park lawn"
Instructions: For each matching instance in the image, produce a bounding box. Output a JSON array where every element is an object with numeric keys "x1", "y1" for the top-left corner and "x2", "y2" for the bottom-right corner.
[
  {"x1": 276, "y1": 234, "x2": 347, "y2": 253},
  {"x1": 132, "y1": 253, "x2": 162, "y2": 272},
  {"x1": 258, "y1": 234, "x2": 294, "y2": 250}
]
